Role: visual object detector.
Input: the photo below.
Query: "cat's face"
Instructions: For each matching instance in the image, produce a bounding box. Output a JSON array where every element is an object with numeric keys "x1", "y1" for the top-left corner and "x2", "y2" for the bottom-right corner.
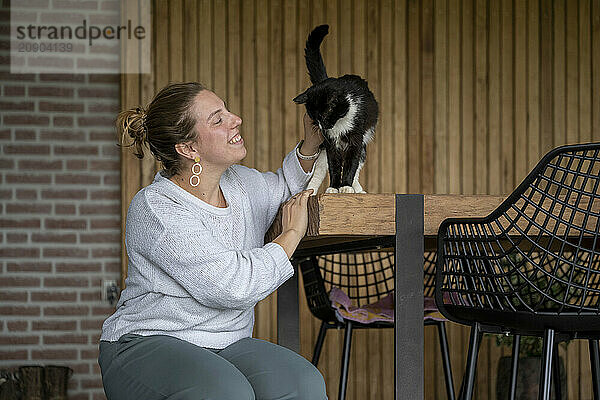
[{"x1": 293, "y1": 86, "x2": 349, "y2": 131}]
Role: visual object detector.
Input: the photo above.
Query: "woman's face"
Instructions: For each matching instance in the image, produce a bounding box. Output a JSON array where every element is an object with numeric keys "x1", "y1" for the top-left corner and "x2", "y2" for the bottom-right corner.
[{"x1": 189, "y1": 90, "x2": 246, "y2": 168}]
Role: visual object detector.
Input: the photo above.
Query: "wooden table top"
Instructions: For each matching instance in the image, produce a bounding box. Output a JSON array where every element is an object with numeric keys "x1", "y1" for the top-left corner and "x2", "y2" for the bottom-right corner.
[{"x1": 265, "y1": 193, "x2": 506, "y2": 250}]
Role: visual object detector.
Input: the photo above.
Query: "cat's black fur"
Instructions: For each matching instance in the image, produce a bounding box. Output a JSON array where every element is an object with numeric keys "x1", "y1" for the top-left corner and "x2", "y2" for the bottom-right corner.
[{"x1": 294, "y1": 24, "x2": 378, "y2": 192}]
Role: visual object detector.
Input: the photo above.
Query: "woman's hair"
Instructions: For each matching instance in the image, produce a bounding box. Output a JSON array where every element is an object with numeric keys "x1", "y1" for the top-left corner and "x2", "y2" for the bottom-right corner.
[{"x1": 117, "y1": 82, "x2": 206, "y2": 177}]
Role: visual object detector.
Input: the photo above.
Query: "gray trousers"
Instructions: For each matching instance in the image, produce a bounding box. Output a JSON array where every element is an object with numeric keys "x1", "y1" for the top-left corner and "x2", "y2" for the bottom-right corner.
[{"x1": 99, "y1": 334, "x2": 328, "y2": 400}]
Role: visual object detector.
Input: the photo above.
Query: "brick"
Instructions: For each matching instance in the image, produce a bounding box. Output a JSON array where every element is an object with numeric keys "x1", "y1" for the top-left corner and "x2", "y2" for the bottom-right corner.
[
  {"x1": 91, "y1": 248, "x2": 119, "y2": 257},
  {"x1": 0, "y1": 219, "x2": 41, "y2": 228},
  {"x1": 53, "y1": 0, "x2": 99, "y2": 9},
  {"x1": 3, "y1": 144, "x2": 50, "y2": 154},
  {"x1": 78, "y1": 116, "x2": 115, "y2": 127},
  {"x1": 78, "y1": 87, "x2": 119, "y2": 98},
  {"x1": 80, "y1": 291, "x2": 102, "y2": 302},
  {"x1": 88, "y1": 74, "x2": 120, "y2": 83},
  {"x1": 80, "y1": 204, "x2": 119, "y2": 215},
  {"x1": 7, "y1": 321, "x2": 28, "y2": 331},
  {"x1": 0, "y1": 101, "x2": 34, "y2": 111},
  {"x1": 92, "y1": 306, "x2": 115, "y2": 315},
  {"x1": 0, "y1": 350, "x2": 27, "y2": 359},
  {"x1": 90, "y1": 219, "x2": 120, "y2": 229},
  {"x1": 42, "y1": 189, "x2": 86, "y2": 200},
  {"x1": 3, "y1": 115, "x2": 50, "y2": 125},
  {"x1": 16, "y1": 189, "x2": 38, "y2": 199},
  {"x1": 45, "y1": 218, "x2": 87, "y2": 229},
  {"x1": 32, "y1": 349, "x2": 78, "y2": 360},
  {"x1": 31, "y1": 291, "x2": 78, "y2": 302},
  {"x1": 0, "y1": 335, "x2": 39, "y2": 345},
  {"x1": 29, "y1": 86, "x2": 75, "y2": 97},
  {"x1": 44, "y1": 277, "x2": 89, "y2": 287},
  {"x1": 42, "y1": 248, "x2": 89, "y2": 258},
  {"x1": 55, "y1": 262, "x2": 102, "y2": 273},
  {"x1": 6, "y1": 203, "x2": 52, "y2": 214},
  {"x1": 80, "y1": 348, "x2": 99, "y2": 359},
  {"x1": 54, "y1": 145, "x2": 98, "y2": 155},
  {"x1": 0, "y1": 248, "x2": 40, "y2": 258},
  {"x1": 39, "y1": 101, "x2": 85, "y2": 112},
  {"x1": 5, "y1": 174, "x2": 52, "y2": 184},
  {"x1": 0, "y1": 71, "x2": 36, "y2": 81},
  {"x1": 44, "y1": 306, "x2": 89, "y2": 316},
  {"x1": 43, "y1": 334, "x2": 88, "y2": 345},
  {"x1": 0, "y1": 306, "x2": 41, "y2": 316},
  {"x1": 81, "y1": 378, "x2": 104, "y2": 389},
  {"x1": 103, "y1": 174, "x2": 120, "y2": 185},
  {"x1": 70, "y1": 363, "x2": 90, "y2": 374},
  {"x1": 88, "y1": 103, "x2": 119, "y2": 113},
  {"x1": 39, "y1": 73, "x2": 86, "y2": 82},
  {"x1": 32, "y1": 232, "x2": 77, "y2": 243},
  {"x1": 66, "y1": 159, "x2": 88, "y2": 169},
  {"x1": 93, "y1": 392, "x2": 108, "y2": 400},
  {"x1": 6, "y1": 233, "x2": 28, "y2": 243},
  {"x1": 53, "y1": 116, "x2": 73, "y2": 127},
  {"x1": 18, "y1": 160, "x2": 62, "y2": 170},
  {"x1": 104, "y1": 262, "x2": 120, "y2": 273},
  {"x1": 80, "y1": 319, "x2": 104, "y2": 331},
  {"x1": 14, "y1": 129, "x2": 37, "y2": 140},
  {"x1": 32, "y1": 320, "x2": 76, "y2": 331},
  {"x1": 102, "y1": 144, "x2": 119, "y2": 157},
  {"x1": 55, "y1": 204, "x2": 76, "y2": 214},
  {"x1": 0, "y1": 158, "x2": 14, "y2": 168},
  {"x1": 40, "y1": 129, "x2": 85, "y2": 141},
  {"x1": 0, "y1": 189, "x2": 13, "y2": 199},
  {"x1": 90, "y1": 131, "x2": 117, "y2": 141},
  {"x1": 4, "y1": 86, "x2": 25, "y2": 96},
  {"x1": 55, "y1": 174, "x2": 101, "y2": 185},
  {"x1": 7, "y1": 262, "x2": 52, "y2": 273},
  {"x1": 0, "y1": 276, "x2": 41, "y2": 287},
  {"x1": 80, "y1": 233, "x2": 120, "y2": 243},
  {"x1": 0, "y1": 291, "x2": 28, "y2": 301},
  {"x1": 90, "y1": 160, "x2": 119, "y2": 170}
]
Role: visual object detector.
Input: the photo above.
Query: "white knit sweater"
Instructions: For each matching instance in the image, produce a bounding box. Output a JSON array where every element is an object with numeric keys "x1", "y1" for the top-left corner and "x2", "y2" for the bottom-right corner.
[{"x1": 100, "y1": 148, "x2": 313, "y2": 349}]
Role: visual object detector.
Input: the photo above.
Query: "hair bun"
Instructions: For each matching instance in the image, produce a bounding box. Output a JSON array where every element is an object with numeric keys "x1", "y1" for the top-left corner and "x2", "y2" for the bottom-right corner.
[{"x1": 116, "y1": 106, "x2": 149, "y2": 159}]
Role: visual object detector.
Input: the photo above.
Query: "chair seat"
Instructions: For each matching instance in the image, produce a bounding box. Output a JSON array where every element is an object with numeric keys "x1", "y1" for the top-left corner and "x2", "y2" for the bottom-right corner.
[
  {"x1": 330, "y1": 287, "x2": 447, "y2": 324},
  {"x1": 445, "y1": 304, "x2": 600, "y2": 336}
]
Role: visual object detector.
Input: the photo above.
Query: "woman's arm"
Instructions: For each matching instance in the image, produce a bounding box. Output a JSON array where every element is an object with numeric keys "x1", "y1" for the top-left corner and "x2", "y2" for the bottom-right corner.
[{"x1": 297, "y1": 113, "x2": 324, "y2": 173}]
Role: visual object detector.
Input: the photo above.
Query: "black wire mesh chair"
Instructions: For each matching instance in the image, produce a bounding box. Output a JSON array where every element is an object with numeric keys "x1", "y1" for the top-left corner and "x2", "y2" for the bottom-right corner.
[
  {"x1": 435, "y1": 142, "x2": 600, "y2": 400},
  {"x1": 298, "y1": 250, "x2": 455, "y2": 400}
]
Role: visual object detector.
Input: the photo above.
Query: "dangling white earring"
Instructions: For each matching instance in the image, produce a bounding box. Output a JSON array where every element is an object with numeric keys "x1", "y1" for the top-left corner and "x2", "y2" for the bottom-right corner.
[{"x1": 190, "y1": 156, "x2": 202, "y2": 187}]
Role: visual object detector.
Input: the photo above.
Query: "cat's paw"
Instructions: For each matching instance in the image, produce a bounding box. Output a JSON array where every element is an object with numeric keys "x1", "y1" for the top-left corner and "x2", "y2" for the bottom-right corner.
[
  {"x1": 325, "y1": 187, "x2": 339, "y2": 193},
  {"x1": 339, "y1": 186, "x2": 355, "y2": 193}
]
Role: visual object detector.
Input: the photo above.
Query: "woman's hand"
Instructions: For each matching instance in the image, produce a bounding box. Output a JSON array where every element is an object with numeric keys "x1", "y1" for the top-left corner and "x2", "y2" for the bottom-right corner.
[
  {"x1": 300, "y1": 113, "x2": 323, "y2": 155},
  {"x1": 272, "y1": 189, "x2": 314, "y2": 258}
]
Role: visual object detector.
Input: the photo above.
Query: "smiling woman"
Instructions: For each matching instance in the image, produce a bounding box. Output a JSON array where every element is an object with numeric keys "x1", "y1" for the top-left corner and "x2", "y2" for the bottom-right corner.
[{"x1": 101, "y1": 82, "x2": 326, "y2": 400}]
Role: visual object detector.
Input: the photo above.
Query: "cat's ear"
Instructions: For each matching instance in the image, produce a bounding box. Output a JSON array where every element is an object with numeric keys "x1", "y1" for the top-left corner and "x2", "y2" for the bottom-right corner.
[{"x1": 293, "y1": 90, "x2": 308, "y2": 104}]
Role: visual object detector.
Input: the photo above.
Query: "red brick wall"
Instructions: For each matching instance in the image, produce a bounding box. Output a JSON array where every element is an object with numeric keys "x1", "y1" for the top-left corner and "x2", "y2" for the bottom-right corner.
[{"x1": 1, "y1": 2, "x2": 121, "y2": 399}]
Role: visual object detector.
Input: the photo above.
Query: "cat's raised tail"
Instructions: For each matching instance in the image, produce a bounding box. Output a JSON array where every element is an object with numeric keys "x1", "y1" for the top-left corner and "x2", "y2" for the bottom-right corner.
[{"x1": 304, "y1": 24, "x2": 329, "y2": 84}]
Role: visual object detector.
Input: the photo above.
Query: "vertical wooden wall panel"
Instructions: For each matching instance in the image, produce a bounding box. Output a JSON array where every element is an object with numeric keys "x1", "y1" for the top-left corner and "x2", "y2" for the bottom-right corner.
[{"x1": 121, "y1": 1, "x2": 600, "y2": 398}]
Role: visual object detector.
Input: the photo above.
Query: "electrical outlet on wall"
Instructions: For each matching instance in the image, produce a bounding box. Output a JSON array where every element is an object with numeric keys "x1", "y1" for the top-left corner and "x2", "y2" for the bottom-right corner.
[{"x1": 102, "y1": 279, "x2": 119, "y2": 305}]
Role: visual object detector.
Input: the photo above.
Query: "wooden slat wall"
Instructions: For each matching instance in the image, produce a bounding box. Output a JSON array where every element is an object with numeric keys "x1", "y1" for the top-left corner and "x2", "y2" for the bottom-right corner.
[{"x1": 120, "y1": 1, "x2": 600, "y2": 398}]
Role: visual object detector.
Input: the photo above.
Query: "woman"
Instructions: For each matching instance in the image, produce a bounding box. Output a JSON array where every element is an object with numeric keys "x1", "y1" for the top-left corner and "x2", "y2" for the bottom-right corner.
[{"x1": 99, "y1": 82, "x2": 327, "y2": 400}]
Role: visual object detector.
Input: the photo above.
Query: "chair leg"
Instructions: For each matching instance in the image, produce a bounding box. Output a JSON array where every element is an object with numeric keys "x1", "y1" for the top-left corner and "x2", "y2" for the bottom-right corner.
[
  {"x1": 539, "y1": 328, "x2": 555, "y2": 400},
  {"x1": 338, "y1": 321, "x2": 353, "y2": 400},
  {"x1": 460, "y1": 322, "x2": 482, "y2": 400},
  {"x1": 436, "y1": 321, "x2": 455, "y2": 400},
  {"x1": 589, "y1": 339, "x2": 600, "y2": 400},
  {"x1": 312, "y1": 320, "x2": 328, "y2": 366},
  {"x1": 552, "y1": 342, "x2": 561, "y2": 400},
  {"x1": 509, "y1": 334, "x2": 520, "y2": 400}
]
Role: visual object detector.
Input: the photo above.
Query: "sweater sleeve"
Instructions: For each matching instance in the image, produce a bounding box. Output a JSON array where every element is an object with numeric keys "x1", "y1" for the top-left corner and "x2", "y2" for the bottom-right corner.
[
  {"x1": 260, "y1": 144, "x2": 315, "y2": 227},
  {"x1": 151, "y1": 226, "x2": 294, "y2": 310}
]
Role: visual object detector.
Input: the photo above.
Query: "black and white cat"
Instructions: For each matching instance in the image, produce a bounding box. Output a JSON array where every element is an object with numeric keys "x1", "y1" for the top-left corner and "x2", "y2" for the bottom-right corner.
[{"x1": 294, "y1": 24, "x2": 378, "y2": 194}]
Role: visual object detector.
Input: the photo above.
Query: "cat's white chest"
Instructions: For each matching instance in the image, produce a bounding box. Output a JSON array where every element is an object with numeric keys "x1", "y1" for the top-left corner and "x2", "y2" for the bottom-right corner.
[{"x1": 327, "y1": 96, "x2": 359, "y2": 149}]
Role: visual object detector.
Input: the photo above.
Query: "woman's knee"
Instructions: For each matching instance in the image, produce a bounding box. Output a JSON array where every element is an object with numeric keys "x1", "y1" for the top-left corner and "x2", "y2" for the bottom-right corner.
[{"x1": 295, "y1": 362, "x2": 328, "y2": 400}]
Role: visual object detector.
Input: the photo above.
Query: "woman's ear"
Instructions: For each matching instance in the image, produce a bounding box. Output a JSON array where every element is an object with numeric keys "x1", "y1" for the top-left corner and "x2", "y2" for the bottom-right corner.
[{"x1": 174, "y1": 142, "x2": 196, "y2": 160}]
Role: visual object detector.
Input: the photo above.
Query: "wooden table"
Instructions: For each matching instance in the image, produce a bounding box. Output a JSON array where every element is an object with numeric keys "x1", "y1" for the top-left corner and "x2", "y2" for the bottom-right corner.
[{"x1": 266, "y1": 193, "x2": 505, "y2": 400}]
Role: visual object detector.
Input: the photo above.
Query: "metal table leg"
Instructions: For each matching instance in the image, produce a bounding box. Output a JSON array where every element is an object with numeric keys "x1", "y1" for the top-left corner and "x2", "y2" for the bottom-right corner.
[{"x1": 395, "y1": 194, "x2": 424, "y2": 399}]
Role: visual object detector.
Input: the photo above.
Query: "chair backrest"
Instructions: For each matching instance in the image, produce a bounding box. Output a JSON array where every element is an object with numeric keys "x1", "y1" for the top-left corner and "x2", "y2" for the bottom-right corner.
[
  {"x1": 298, "y1": 250, "x2": 438, "y2": 322},
  {"x1": 436, "y1": 142, "x2": 600, "y2": 318}
]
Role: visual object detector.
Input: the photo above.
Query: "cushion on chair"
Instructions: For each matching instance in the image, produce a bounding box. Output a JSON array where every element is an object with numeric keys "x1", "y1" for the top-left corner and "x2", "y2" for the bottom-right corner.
[{"x1": 329, "y1": 287, "x2": 446, "y2": 324}]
